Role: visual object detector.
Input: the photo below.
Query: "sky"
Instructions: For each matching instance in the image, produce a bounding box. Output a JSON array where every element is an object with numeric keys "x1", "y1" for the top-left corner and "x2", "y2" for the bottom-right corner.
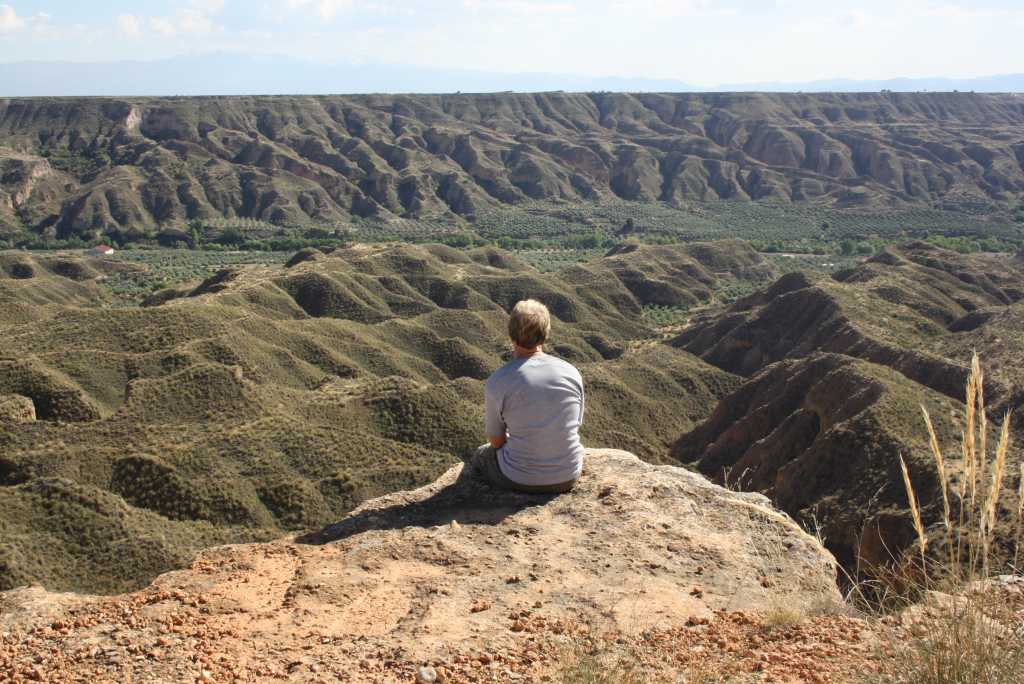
[{"x1": 0, "y1": 0, "x2": 1022, "y2": 86}]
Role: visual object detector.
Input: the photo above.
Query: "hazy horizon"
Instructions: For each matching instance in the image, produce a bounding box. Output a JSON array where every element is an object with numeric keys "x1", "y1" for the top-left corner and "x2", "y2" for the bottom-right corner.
[
  {"x1": 0, "y1": 1, "x2": 1022, "y2": 94},
  {"x1": 1, "y1": 52, "x2": 1022, "y2": 97}
]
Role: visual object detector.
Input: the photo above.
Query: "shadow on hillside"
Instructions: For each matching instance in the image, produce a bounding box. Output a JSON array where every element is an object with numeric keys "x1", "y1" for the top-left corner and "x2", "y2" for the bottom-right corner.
[{"x1": 296, "y1": 465, "x2": 560, "y2": 545}]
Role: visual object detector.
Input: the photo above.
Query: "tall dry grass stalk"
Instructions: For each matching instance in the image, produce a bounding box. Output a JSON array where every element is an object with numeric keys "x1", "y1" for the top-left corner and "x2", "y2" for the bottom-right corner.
[
  {"x1": 959, "y1": 432, "x2": 971, "y2": 566},
  {"x1": 977, "y1": 356, "x2": 988, "y2": 491},
  {"x1": 870, "y1": 354, "x2": 1023, "y2": 684},
  {"x1": 922, "y1": 406, "x2": 954, "y2": 569},
  {"x1": 1015, "y1": 463, "x2": 1024, "y2": 570},
  {"x1": 976, "y1": 359, "x2": 989, "y2": 573},
  {"x1": 966, "y1": 359, "x2": 978, "y2": 493},
  {"x1": 899, "y1": 453, "x2": 927, "y2": 570},
  {"x1": 901, "y1": 351, "x2": 1014, "y2": 582},
  {"x1": 981, "y1": 413, "x2": 1012, "y2": 576},
  {"x1": 965, "y1": 356, "x2": 982, "y2": 574}
]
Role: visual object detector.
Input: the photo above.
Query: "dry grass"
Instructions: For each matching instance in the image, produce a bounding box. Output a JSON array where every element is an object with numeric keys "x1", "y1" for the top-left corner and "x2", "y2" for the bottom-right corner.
[
  {"x1": 907, "y1": 352, "x2": 1016, "y2": 583},
  {"x1": 557, "y1": 641, "x2": 757, "y2": 684},
  {"x1": 872, "y1": 587, "x2": 1024, "y2": 684},
  {"x1": 898, "y1": 453, "x2": 928, "y2": 570},
  {"x1": 762, "y1": 603, "x2": 806, "y2": 630},
  {"x1": 864, "y1": 352, "x2": 1024, "y2": 684},
  {"x1": 1016, "y1": 463, "x2": 1024, "y2": 570},
  {"x1": 922, "y1": 405, "x2": 954, "y2": 569},
  {"x1": 556, "y1": 635, "x2": 669, "y2": 684},
  {"x1": 558, "y1": 652, "x2": 658, "y2": 684}
]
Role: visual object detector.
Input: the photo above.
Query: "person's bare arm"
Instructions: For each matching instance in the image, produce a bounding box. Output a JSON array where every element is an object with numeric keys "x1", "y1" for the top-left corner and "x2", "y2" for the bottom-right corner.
[{"x1": 484, "y1": 381, "x2": 507, "y2": 450}]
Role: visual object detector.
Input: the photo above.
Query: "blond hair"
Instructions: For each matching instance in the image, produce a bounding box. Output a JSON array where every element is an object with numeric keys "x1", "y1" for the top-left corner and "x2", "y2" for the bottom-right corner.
[{"x1": 508, "y1": 299, "x2": 551, "y2": 349}]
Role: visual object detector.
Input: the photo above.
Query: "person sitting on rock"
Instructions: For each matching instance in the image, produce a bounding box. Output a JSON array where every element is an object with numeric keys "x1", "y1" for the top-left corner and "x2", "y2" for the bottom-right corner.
[{"x1": 468, "y1": 299, "x2": 585, "y2": 494}]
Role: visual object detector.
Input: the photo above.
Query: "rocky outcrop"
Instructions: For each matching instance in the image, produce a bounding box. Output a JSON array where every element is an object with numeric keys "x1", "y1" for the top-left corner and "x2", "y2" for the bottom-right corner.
[
  {"x1": 2, "y1": 92, "x2": 1023, "y2": 239},
  {"x1": 671, "y1": 354, "x2": 963, "y2": 568},
  {"x1": 303, "y1": 449, "x2": 841, "y2": 627},
  {"x1": 0, "y1": 151, "x2": 72, "y2": 230},
  {"x1": 0, "y1": 449, "x2": 842, "y2": 681},
  {"x1": 0, "y1": 394, "x2": 34, "y2": 423}
]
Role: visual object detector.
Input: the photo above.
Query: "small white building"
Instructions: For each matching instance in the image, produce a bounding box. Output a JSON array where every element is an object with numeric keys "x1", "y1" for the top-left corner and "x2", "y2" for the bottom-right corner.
[{"x1": 90, "y1": 244, "x2": 115, "y2": 256}]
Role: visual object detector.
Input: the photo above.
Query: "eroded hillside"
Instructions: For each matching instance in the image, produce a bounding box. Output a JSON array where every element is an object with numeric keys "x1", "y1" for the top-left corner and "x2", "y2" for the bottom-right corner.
[
  {"x1": 3, "y1": 238, "x2": 1023, "y2": 597},
  {"x1": 0, "y1": 251, "x2": 143, "y2": 322},
  {"x1": 0, "y1": 240, "x2": 763, "y2": 593},
  {"x1": 2, "y1": 92, "x2": 1024, "y2": 240},
  {"x1": 673, "y1": 242, "x2": 1024, "y2": 568}
]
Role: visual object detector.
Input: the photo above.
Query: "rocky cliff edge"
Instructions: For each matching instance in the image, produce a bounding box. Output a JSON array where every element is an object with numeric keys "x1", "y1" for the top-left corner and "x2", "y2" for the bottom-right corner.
[{"x1": 1, "y1": 449, "x2": 845, "y2": 682}]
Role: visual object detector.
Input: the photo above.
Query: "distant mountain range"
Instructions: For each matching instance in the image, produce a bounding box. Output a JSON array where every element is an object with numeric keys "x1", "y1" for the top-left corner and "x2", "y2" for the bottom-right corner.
[
  {"x1": 1, "y1": 53, "x2": 1022, "y2": 96},
  {"x1": 3, "y1": 91, "x2": 1023, "y2": 243}
]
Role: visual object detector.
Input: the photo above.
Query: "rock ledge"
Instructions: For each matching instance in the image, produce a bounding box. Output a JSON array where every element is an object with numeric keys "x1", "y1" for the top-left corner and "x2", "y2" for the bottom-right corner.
[{"x1": 4, "y1": 449, "x2": 838, "y2": 633}]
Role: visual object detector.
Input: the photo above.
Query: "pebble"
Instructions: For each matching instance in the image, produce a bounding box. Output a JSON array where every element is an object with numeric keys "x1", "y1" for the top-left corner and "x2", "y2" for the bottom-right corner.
[{"x1": 416, "y1": 665, "x2": 438, "y2": 683}]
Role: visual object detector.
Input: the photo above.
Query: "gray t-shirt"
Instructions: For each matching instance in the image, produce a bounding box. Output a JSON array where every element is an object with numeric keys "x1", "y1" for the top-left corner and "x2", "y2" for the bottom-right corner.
[{"x1": 484, "y1": 353, "x2": 585, "y2": 486}]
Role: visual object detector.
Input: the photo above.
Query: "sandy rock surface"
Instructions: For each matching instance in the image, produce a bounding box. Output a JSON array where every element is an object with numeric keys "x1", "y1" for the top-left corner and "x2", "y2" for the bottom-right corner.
[
  {"x1": 1, "y1": 449, "x2": 849, "y2": 682},
  {"x1": 0, "y1": 394, "x2": 35, "y2": 423}
]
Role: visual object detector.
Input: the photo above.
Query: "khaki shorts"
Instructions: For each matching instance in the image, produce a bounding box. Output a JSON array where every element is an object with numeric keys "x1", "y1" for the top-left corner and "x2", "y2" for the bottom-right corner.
[{"x1": 469, "y1": 444, "x2": 577, "y2": 495}]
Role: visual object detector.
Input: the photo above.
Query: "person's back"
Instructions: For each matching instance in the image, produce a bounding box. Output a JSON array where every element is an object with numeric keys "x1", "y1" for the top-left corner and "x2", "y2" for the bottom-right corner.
[
  {"x1": 471, "y1": 299, "x2": 585, "y2": 494},
  {"x1": 485, "y1": 353, "x2": 585, "y2": 486}
]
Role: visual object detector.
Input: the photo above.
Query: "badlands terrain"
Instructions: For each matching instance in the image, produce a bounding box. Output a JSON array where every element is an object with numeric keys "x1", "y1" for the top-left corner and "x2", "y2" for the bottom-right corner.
[
  {"x1": 2, "y1": 236, "x2": 1024, "y2": 681},
  {"x1": 1, "y1": 237, "x2": 1023, "y2": 594},
  {"x1": 1, "y1": 92, "x2": 1024, "y2": 245},
  {"x1": 1, "y1": 90, "x2": 1024, "y2": 683},
  {"x1": 0, "y1": 239, "x2": 766, "y2": 594}
]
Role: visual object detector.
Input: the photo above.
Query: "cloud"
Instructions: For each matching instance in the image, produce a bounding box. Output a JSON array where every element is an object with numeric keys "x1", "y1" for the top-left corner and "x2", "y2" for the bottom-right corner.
[
  {"x1": 191, "y1": 0, "x2": 227, "y2": 12},
  {"x1": 116, "y1": 14, "x2": 143, "y2": 38},
  {"x1": 915, "y1": 1, "x2": 1024, "y2": 23},
  {"x1": 786, "y1": 1, "x2": 1024, "y2": 38},
  {"x1": 0, "y1": 3, "x2": 52, "y2": 34},
  {"x1": 149, "y1": 17, "x2": 178, "y2": 36},
  {"x1": 0, "y1": 4, "x2": 52, "y2": 36},
  {"x1": 178, "y1": 8, "x2": 218, "y2": 33},
  {"x1": 285, "y1": 0, "x2": 354, "y2": 20},
  {"x1": 0, "y1": 4, "x2": 23, "y2": 33},
  {"x1": 137, "y1": 1, "x2": 226, "y2": 38},
  {"x1": 463, "y1": 0, "x2": 576, "y2": 13},
  {"x1": 609, "y1": 0, "x2": 729, "y2": 18}
]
